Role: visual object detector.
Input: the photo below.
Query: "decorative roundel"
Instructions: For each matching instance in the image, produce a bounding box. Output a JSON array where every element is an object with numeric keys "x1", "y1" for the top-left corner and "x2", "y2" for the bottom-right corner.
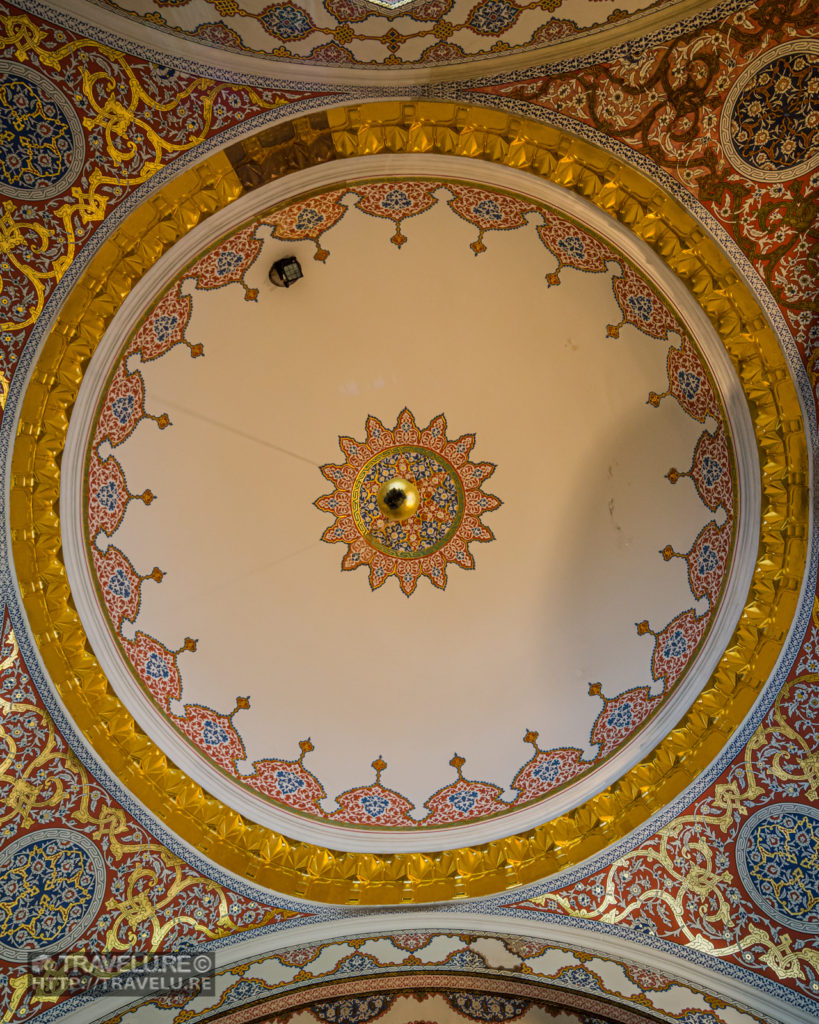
[
  {"x1": 719, "y1": 40, "x2": 819, "y2": 182},
  {"x1": 737, "y1": 803, "x2": 819, "y2": 933},
  {"x1": 317, "y1": 410, "x2": 500, "y2": 595},
  {"x1": 351, "y1": 446, "x2": 465, "y2": 558},
  {"x1": 0, "y1": 830, "x2": 106, "y2": 961},
  {"x1": 0, "y1": 60, "x2": 84, "y2": 200}
]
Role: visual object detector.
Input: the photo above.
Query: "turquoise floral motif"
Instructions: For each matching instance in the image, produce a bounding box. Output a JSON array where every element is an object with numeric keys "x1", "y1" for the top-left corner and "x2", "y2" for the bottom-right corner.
[
  {"x1": 145, "y1": 653, "x2": 170, "y2": 680},
  {"x1": 107, "y1": 568, "x2": 132, "y2": 599},
  {"x1": 111, "y1": 394, "x2": 135, "y2": 424},
  {"x1": 472, "y1": 198, "x2": 503, "y2": 220},
  {"x1": 448, "y1": 789, "x2": 478, "y2": 812},
  {"x1": 276, "y1": 770, "x2": 306, "y2": 794},
  {"x1": 555, "y1": 967, "x2": 604, "y2": 992},
  {"x1": 360, "y1": 793, "x2": 389, "y2": 818},
  {"x1": 627, "y1": 294, "x2": 654, "y2": 321},
  {"x1": 677, "y1": 369, "x2": 701, "y2": 399},
  {"x1": 533, "y1": 758, "x2": 561, "y2": 783},
  {"x1": 295, "y1": 207, "x2": 324, "y2": 230},
  {"x1": 337, "y1": 953, "x2": 379, "y2": 975},
  {"x1": 96, "y1": 481, "x2": 119, "y2": 511},
  {"x1": 606, "y1": 703, "x2": 633, "y2": 730},
  {"x1": 697, "y1": 544, "x2": 719, "y2": 576},
  {"x1": 222, "y1": 981, "x2": 273, "y2": 1009},
  {"x1": 153, "y1": 314, "x2": 179, "y2": 341},
  {"x1": 379, "y1": 189, "x2": 411, "y2": 210},
  {"x1": 446, "y1": 948, "x2": 488, "y2": 968},
  {"x1": 216, "y1": 251, "x2": 243, "y2": 276},
  {"x1": 557, "y1": 236, "x2": 586, "y2": 260},
  {"x1": 663, "y1": 629, "x2": 687, "y2": 660},
  {"x1": 701, "y1": 455, "x2": 723, "y2": 487}
]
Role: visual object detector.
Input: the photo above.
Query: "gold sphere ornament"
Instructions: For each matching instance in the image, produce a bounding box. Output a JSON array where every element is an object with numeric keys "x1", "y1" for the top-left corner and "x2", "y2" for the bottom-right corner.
[{"x1": 377, "y1": 478, "x2": 420, "y2": 522}]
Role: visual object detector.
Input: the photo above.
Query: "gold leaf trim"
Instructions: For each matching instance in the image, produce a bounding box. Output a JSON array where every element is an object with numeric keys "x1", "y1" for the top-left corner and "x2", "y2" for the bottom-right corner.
[{"x1": 10, "y1": 102, "x2": 807, "y2": 904}]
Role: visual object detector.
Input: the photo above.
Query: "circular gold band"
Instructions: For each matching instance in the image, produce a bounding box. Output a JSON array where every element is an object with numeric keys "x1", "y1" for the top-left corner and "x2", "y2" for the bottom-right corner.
[{"x1": 11, "y1": 101, "x2": 807, "y2": 904}]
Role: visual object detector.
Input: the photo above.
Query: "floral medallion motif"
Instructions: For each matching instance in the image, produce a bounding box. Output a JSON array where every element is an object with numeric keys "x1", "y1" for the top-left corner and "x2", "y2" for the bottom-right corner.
[
  {"x1": 0, "y1": 829, "x2": 106, "y2": 961},
  {"x1": 736, "y1": 803, "x2": 819, "y2": 933},
  {"x1": 316, "y1": 410, "x2": 500, "y2": 595},
  {"x1": 719, "y1": 40, "x2": 819, "y2": 182},
  {"x1": 352, "y1": 448, "x2": 463, "y2": 558},
  {"x1": 0, "y1": 60, "x2": 84, "y2": 200}
]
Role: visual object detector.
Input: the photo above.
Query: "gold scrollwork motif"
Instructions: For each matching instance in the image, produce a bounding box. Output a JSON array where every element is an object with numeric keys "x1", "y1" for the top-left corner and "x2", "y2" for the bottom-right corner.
[
  {"x1": 0, "y1": 624, "x2": 296, "y2": 1020},
  {"x1": 0, "y1": 11, "x2": 288, "y2": 334},
  {"x1": 10, "y1": 102, "x2": 807, "y2": 904},
  {"x1": 525, "y1": 647, "x2": 819, "y2": 987}
]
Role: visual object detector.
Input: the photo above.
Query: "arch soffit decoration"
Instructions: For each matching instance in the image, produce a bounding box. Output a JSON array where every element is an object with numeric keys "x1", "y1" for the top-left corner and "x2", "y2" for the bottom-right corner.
[
  {"x1": 10, "y1": 101, "x2": 807, "y2": 905},
  {"x1": 51, "y1": 917, "x2": 797, "y2": 1024},
  {"x1": 47, "y1": 0, "x2": 726, "y2": 85}
]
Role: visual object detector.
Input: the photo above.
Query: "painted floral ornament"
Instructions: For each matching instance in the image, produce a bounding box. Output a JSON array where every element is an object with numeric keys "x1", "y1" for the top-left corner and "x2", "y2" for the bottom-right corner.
[{"x1": 316, "y1": 409, "x2": 501, "y2": 595}]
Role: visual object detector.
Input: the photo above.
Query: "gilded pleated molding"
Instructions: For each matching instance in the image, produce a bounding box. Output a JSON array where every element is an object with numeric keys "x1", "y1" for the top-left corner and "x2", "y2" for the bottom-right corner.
[{"x1": 11, "y1": 103, "x2": 807, "y2": 904}]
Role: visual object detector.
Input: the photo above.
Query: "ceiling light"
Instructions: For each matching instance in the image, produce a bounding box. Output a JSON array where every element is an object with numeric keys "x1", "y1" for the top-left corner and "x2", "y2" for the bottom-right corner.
[
  {"x1": 269, "y1": 256, "x2": 303, "y2": 288},
  {"x1": 376, "y1": 478, "x2": 420, "y2": 522}
]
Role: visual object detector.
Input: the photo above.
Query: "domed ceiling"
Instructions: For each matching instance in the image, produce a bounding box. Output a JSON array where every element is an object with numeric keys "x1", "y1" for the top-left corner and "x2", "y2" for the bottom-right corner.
[
  {"x1": 0, "y1": 0, "x2": 817, "y2": 1022},
  {"x1": 66, "y1": 168, "x2": 757, "y2": 856},
  {"x1": 18, "y1": 103, "x2": 805, "y2": 904}
]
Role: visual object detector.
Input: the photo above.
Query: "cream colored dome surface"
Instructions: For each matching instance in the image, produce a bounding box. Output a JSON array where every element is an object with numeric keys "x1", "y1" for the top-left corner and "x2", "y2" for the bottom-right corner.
[{"x1": 63, "y1": 166, "x2": 757, "y2": 852}]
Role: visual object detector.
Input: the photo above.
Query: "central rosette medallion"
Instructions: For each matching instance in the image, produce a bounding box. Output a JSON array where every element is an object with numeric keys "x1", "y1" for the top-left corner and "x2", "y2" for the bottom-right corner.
[
  {"x1": 357, "y1": 449, "x2": 461, "y2": 552},
  {"x1": 317, "y1": 409, "x2": 500, "y2": 594}
]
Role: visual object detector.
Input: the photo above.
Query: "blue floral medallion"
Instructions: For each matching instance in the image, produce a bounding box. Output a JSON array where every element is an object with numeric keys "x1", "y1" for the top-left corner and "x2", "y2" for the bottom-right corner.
[
  {"x1": 720, "y1": 41, "x2": 819, "y2": 182},
  {"x1": 317, "y1": 409, "x2": 499, "y2": 595},
  {"x1": 466, "y1": 0, "x2": 520, "y2": 37},
  {"x1": 259, "y1": 3, "x2": 314, "y2": 40},
  {"x1": 0, "y1": 829, "x2": 106, "y2": 961},
  {"x1": 352, "y1": 445, "x2": 464, "y2": 559},
  {"x1": 737, "y1": 803, "x2": 819, "y2": 932},
  {"x1": 446, "y1": 992, "x2": 528, "y2": 1021},
  {"x1": 0, "y1": 60, "x2": 83, "y2": 200}
]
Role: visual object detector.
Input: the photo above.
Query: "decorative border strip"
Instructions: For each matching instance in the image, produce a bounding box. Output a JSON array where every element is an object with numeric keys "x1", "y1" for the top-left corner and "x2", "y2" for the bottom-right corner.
[
  {"x1": 190, "y1": 974, "x2": 659, "y2": 1024},
  {"x1": 9, "y1": 101, "x2": 807, "y2": 904}
]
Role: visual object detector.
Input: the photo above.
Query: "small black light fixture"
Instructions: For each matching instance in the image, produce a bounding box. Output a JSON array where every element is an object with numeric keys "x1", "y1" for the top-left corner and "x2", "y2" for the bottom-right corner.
[{"x1": 269, "y1": 256, "x2": 303, "y2": 288}]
